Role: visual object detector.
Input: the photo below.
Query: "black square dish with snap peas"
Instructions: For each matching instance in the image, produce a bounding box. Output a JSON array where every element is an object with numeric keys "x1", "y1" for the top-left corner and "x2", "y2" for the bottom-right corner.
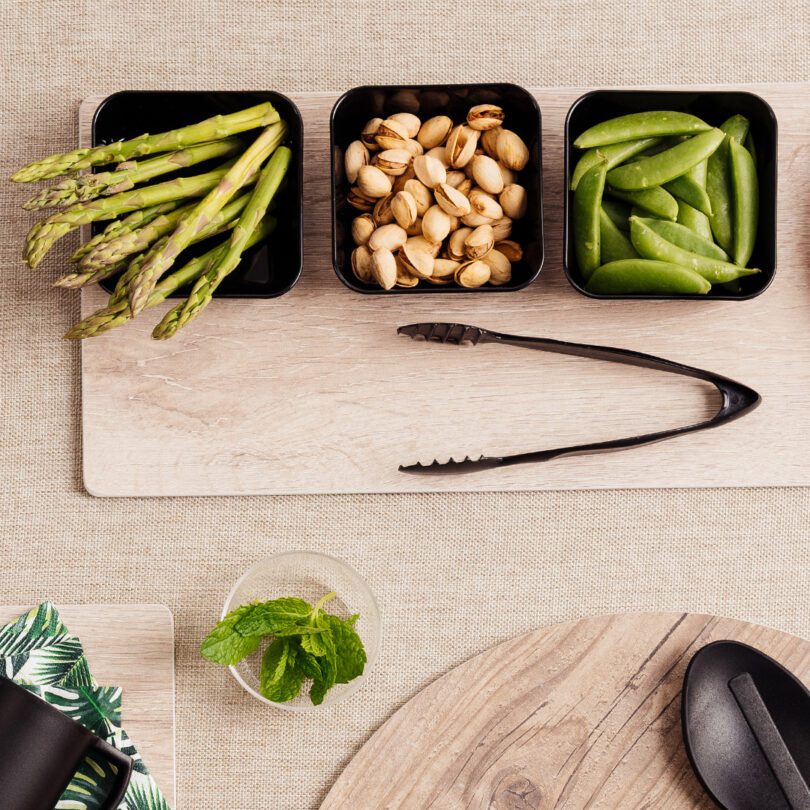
[{"x1": 563, "y1": 90, "x2": 777, "y2": 300}]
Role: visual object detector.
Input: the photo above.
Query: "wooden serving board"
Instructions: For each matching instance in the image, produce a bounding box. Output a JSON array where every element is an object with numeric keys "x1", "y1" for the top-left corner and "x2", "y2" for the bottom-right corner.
[
  {"x1": 79, "y1": 84, "x2": 810, "y2": 496},
  {"x1": 0, "y1": 605, "x2": 176, "y2": 806},
  {"x1": 321, "y1": 612, "x2": 810, "y2": 809}
]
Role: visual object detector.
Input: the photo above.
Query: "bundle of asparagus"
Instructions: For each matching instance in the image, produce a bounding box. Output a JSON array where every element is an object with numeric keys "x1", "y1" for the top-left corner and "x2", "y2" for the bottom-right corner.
[{"x1": 11, "y1": 102, "x2": 291, "y2": 340}]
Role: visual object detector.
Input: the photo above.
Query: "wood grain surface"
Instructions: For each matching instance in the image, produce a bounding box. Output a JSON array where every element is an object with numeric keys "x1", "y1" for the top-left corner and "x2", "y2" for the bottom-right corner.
[
  {"x1": 321, "y1": 612, "x2": 810, "y2": 809},
  {"x1": 78, "y1": 84, "x2": 810, "y2": 496},
  {"x1": 0, "y1": 604, "x2": 176, "y2": 806}
]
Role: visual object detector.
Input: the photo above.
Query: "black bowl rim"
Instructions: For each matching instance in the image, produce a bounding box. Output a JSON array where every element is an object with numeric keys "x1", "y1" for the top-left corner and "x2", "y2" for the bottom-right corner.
[
  {"x1": 91, "y1": 89, "x2": 305, "y2": 300},
  {"x1": 562, "y1": 88, "x2": 778, "y2": 302},
  {"x1": 329, "y1": 82, "x2": 544, "y2": 294}
]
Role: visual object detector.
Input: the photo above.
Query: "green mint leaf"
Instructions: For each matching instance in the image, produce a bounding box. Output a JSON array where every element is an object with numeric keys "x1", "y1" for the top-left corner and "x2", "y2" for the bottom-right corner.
[
  {"x1": 295, "y1": 645, "x2": 323, "y2": 681},
  {"x1": 308, "y1": 643, "x2": 337, "y2": 705},
  {"x1": 300, "y1": 605, "x2": 333, "y2": 656},
  {"x1": 260, "y1": 638, "x2": 305, "y2": 703},
  {"x1": 272, "y1": 624, "x2": 323, "y2": 638},
  {"x1": 326, "y1": 615, "x2": 367, "y2": 684},
  {"x1": 234, "y1": 597, "x2": 312, "y2": 636},
  {"x1": 201, "y1": 604, "x2": 262, "y2": 665}
]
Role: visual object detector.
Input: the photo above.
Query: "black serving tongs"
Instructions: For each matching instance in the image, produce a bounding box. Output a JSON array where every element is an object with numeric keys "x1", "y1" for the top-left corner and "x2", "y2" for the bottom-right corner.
[{"x1": 398, "y1": 322, "x2": 761, "y2": 475}]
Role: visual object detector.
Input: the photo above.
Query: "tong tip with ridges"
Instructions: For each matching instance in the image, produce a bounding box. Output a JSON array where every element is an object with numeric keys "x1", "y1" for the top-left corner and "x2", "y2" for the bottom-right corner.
[{"x1": 397, "y1": 323, "x2": 485, "y2": 345}]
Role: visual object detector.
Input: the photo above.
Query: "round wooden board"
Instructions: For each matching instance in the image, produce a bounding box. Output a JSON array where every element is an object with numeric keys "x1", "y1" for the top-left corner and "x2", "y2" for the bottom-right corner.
[{"x1": 322, "y1": 613, "x2": 810, "y2": 809}]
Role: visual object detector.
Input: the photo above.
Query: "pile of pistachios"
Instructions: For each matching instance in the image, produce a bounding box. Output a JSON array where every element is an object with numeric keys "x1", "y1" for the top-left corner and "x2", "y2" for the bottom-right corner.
[{"x1": 343, "y1": 105, "x2": 530, "y2": 289}]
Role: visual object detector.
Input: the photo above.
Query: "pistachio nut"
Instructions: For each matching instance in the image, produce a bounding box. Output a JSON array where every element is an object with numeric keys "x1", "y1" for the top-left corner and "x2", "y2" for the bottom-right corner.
[
  {"x1": 434, "y1": 183, "x2": 471, "y2": 217},
  {"x1": 375, "y1": 118, "x2": 410, "y2": 150},
  {"x1": 432, "y1": 258, "x2": 460, "y2": 279},
  {"x1": 496, "y1": 129, "x2": 530, "y2": 171},
  {"x1": 403, "y1": 178, "x2": 433, "y2": 216},
  {"x1": 464, "y1": 224, "x2": 495, "y2": 259},
  {"x1": 395, "y1": 261, "x2": 419, "y2": 287},
  {"x1": 494, "y1": 239, "x2": 523, "y2": 262},
  {"x1": 390, "y1": 112, "x2": 421, "y2": 139},
  {"x1": 391, "y1": 191, "x2": 418, "y2": 229},
  {"x1": 413, "y1": 154, "x2": 447, "y2": 189},
  {"x1": 499, "y1": 183, "x2": 528, "y2": 219},
  {"x1": 406, "y1": 235, "x2": 441, "y2": 257},
  {"x1": 480, "y1": 127, "x2": 502, "y2": 159},
  {"x1": 368, "y1": 223, "x2": 407, "y2": 252},
  {"x1": 391, "y1": 164, "x2": 416, "y2": 193},
  {"x1": 490, "y1": 216, "x2": 513, "y2": 241},
  {"x1": 426, "y1": 146, "x2": 450, "y2": 168},
  {"x1": 445, "y1": 124, "x2": 480, "y2": 168},
  {"x1": 445, "y1": 170, "x2": 466, "y2": 189},
  {"x1": 357, "y1": 165, "x2": 392, "y2": 198},
  {"x1": 471, "y1": 154, "x2": 504, "y2": 195},
  {"x1": 361, "y1": 118, "x2": 383, "y2": 150},
  {"x1": 417, "y1": 115, "x2": 453, "y2": 149},
  {"x1": 345, "y1": 140, "x2": 369, "y2": 184},
  {"x1": 399, "y1": 242, "x2": 435, "y2": 279},
  {"x1": 376, "y1": 148, "x2": 412, "y2": 176},
  {"x1": 405, "y1": 216, "x2": 424, "y2": 236},
  {"x1": 351, "y1": 245, "x2": 374, "y2": 283},
  {"x1": 424, "y1": 274, "x2": 452, "y2": 286},
  {"x1": 481, "y1": 248, "x2": 512, "y2": 284},
  {"x1": 403, "y1": 139, "x2": 424, "y2": 157},
  {"x1": 469, "y1": 189, "x2": 503, "y2": 220},
  {"x1": 455, "y1": 260, "x2": 491, "y2": 288},
  {"x1": 351, "y1": 213, "x2": 375, "y2": 245},
  {"x1": 498, "y1": 163, "x2": 516, "y2": 186},
  {"x1": 460, "y1": 211, "x2": 494, "y2": 227},
  {"x1": 373, "y1": 193, "x2": 395, "y2": 226},
  {"x1": 456, "y1": 177, "x2": 474, "y2": 197},
  {"x1": 371, "y1": 247, "x2": 397, "y2": 290},
  {"x1": 447, "y1": 227, "x2": 474, "y2": 261},
  {"x1": 347, "y1": 186, "x2": 376, "y2": 212},
  {"x1": 467, "y1": 104, "x2": 505, "y2": 131},
  {"x1": 422, "y1": 205, "x2": 453, "y2": 244}
]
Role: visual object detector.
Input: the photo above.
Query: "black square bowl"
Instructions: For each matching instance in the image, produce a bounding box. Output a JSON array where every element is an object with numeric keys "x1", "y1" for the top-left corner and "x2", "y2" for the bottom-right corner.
[
  {"x1": 563, "y1": 89, "x2": 777, "y2": 300},
  {"x1": 330, "y1": 83, "x2": 543, "y2": 294},
  {"x1": 92, "y1": 90, "x2": 303, "y2": 298}
]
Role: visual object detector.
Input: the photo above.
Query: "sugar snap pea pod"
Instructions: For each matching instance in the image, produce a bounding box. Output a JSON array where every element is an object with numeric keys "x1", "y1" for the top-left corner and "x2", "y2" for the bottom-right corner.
[
  {"x1": 663, "y1": 158, "x2": 713, "y2": 216},
  {"x1": 721, "y1": 114, "x2": 750, "y2": 145},
  {"x1": 638, "y1": 135, "x2": 688, "y2": 156},
  {"x1": 573, "y1": 159, "x2": 607, "y2": 279},
  {"x1": 706, "y1": 116, "x2": 750, "y2": 252},
  {"x1": 607, "y1": 129, "x2": 725, "y2": 190},
  {"x1": 574, "y1": 111, "x2": 712, "y2": 149},
  {"x1": 585, "y1": 259, "x2": 711, "y2": 295},
  {"x1": 606, "y1": 185, "x2": 678, "y2": 220},
  {"x1": 570, "y1": 138, "x2": 660, "y2": 191},
  {"x1": 629, "y1": 216, "x2": 759, "y2": 284},
  {"x1": 599, "y1": 209, "x2": 638, "y2": 262},
  {"x1": 728, "y1": 139, "x2": 759, "y2": 267},
  {"x1": 602, "y1": 198, "x2": 632, "y2": 231},
  {"x1": 636, "y1": 217, "x2": 729, "y2": 261},
  {"x1": 745, "y1": 131, "x2": 757, "y2": 166},
  {"x1": 677, "y1": 200, "x2": 713, "y2": 240}
]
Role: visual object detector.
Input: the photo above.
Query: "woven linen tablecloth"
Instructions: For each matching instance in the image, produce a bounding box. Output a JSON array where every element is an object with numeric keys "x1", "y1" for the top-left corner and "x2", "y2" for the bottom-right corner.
[{"x1": 2, "y1": 2, "x2": 809, "y2": 808}]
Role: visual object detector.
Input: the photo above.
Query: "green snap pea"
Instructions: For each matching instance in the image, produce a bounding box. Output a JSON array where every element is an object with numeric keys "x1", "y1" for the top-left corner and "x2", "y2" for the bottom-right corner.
[
  {"x1": 729, "y1": 139, "x2": 759, "y2": 267},
  {"x1": 606, "y1": 129, "x2": 725, "y2": 190},
  {"x1": 629, "y1": 215, "x2": 759, "y2": 284},
  {"x1": 599, "y1": 208, "x2": 638, "y2": 262},
  {"x1": 663, "y1": 159, "x2": 713, "y2": 216},
  {"x1": 573, "y1": 159, "x2": 608, "y2": 279},
  {"x1": 677, "y1": 200, "x2": 713, "y2": 240},
  {"x1": 606, "y1": 185, "x2": 678, "y2": 220},
  {"x1": 639, "y1": 136, "x2": 688, "y2": 156},
  {"x1": 574, "y1": 111, "x2": 712, "y2": 149},
  {"x1": 745, "y1": 131, "x2": 757, "y2": 166},
  {"x1": 635, "y1": 216, "x2": 729, "y2": 261},
  {"x1": 570, "y1": 138, "x2": 660, "y2": 191},
  {"x1": 585, "y1": 259, "x2": 711, "y2": 295},
  {"x1": 706, "y1": 116, "x2": 750, "y2": 253},
  {"x1": 721, "y1": 114, "x2": 750, "y2": 144},
  {"x1": 601, "y1": 198, "x2": 632, "y2": 231}
]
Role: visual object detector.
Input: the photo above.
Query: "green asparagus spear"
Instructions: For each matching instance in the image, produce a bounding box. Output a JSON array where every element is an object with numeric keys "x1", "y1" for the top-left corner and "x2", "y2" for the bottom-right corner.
[
  {"x1": 24, "y1": 158, "x2": 238, "y2": 268},
  {"x1": 23, "y1": 139, "x2": 242, "y2": 210},
  {"x1": 128, "y1": 121, "x2": 286, "y2": 316},
  {"x1": 64, "y1": 218, "x2": 274, "y2": 340},
  {"x1": 12, "y1": 103, "x2": 278, "y2": 183},
  {"x1": 153, "y1": 147, "x2": 291, "y2": 340}
]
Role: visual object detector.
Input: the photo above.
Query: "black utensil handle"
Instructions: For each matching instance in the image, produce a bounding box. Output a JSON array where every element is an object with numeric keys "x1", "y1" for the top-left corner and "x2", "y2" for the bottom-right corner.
[
  {"x1": 729, "y1": 673, "x2": 810, "y2": 810},
  {"x1": 91, "y1": 737, "x2": 134, "y2": 810}
]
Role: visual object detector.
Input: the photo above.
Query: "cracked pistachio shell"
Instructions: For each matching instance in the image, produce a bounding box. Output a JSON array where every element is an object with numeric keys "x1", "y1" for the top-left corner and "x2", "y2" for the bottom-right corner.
[
  {"x1": 357, "y1": 165, "x2": 392, "y2": 198},
  {"x1": 446, "y1": 125, "x2": 480, "y2": 169},
  {"x1": 371, "y1": 248, "x2": 397, "y2": 290},
  {"x1": 373, "y1": 193, "x2": 396, "y2": 226},
  {"x1": 490, "y1": 216, "x2": 513, "y2": 241},
  {"x1": 395, "y1": 260, "x2": 419, "y2": 287},
  {"x1": 345, "y1": 140, "x2": 369, "y2": 184},
  {"x1": 391, "y1": 190, "x2": 418, "y2": 229},
  {"x1": 403, "y1": 178, "x2": 433, "y2": 216},
  {"x1": 471, "y1": 154, "x2": 504, "y2": 195},
  {"x1": 347, "y1": 186, "x2": 376, "y2": 212},
  {"x1": 390, "y1": 112, "x2": 421, "y2": 138},
  {"x1": 467, "y1": 104, "x2": 505, "y2": 131},
  {"x1": 445, "y1": 170, "x2": 466, "y2": 188},
  {"x1": 406, "y1": 235, "x2": 441, "y2": 257},
  {"x1": 434, "y1": 183, "x2": 471, "y2": 217},
  {"x1": 495, "y1": 239, "x2": 523, "y2": 262},
  {"x1": 481, "y1": 127, "x2": 502, "y2": 159},
  {"x1": 456, "y1": 177, "x2": 473, "y2": 197},
  {"x1": 500, "y1": 184, "x2": 528, "y2": 220},
  {"x1": 361, "y1": 118, "x2": 383, "y2": 150},
  {"x1": 391, "y1": 164, "x2": 416, "y2": 193},
  {"x1": 405, "y1": 216, "x2": 423, "y2": 236},
  {"x1": 481, "y1": 248, "x2": 512, "y2": 284},
  {"x1": 417, "y1": 115, "x2": 454, "y2": 149},
  {"x1": 432, "y1": 257, "x2": 460, "y2": 278},
  {"x1": 498, "y1": 163, "x2": 517, "y2": 186},
  {"x1": 351, "y1": 213, "x2": 375, "y2": 245},
  {"x1": 461, "y1": 211, "x2": 494, "y2": 227},
  {"x1": 399, "y1": 242, "x2": 434, "y2": 278},
  {"x1": 422, "y1": 205, "x2": 453, "y2": 244},
  {"x1": 403, "y1": 139, "x2": 424, "y2": 157},
  {"x1": 426, "y1": 146, "x2": 450, "y2": 168},
  {"x1": 376, "y1": 148, "x2": 412, "y2": 176},
  {"x1": 351, "y1": 245, "x2": 374, "y2": 282},
  {"x1": 496, "y1": 129, "x2": 530, "y2": 171},
  {"x1": 455, "y1": 260, "x2": 491, "y2": 288},
  {"x1": 368, "y1": 223, "x2": 407, "y2": 252},
  {"x1": 447, "y1": 227, "x2": 474, "y2": 260},
  {"x1": 424, "y1": 275, "x2": 452, "y2": 285},
  {"x1": 413, "y1": 155, "x2": 447, "y2": 189},
  {"x1": 470, "y1": 189, "x2": 503, "y2": 220},
  {"x1": 375, "y1": 118, "x2": 410, "y2": 150},
  {"x1": 464, "y1": 224, "x2": 495, "y2": 259}
]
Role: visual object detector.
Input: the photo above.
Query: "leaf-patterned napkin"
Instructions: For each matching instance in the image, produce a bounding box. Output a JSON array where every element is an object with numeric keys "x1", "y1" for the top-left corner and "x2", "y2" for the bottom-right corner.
[{"x1": 0, "y1": 602, "x2": 171, "y2": 810}]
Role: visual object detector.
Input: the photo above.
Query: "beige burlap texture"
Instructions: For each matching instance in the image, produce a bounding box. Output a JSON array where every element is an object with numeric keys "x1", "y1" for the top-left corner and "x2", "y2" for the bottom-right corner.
[{"x1": 2, "y1": 2, "x2": 809, "y2": 807}]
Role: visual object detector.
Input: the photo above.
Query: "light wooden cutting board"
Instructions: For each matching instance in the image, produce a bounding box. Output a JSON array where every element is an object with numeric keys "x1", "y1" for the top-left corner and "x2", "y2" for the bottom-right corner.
[
  {"x1": 321, "y1": 612, "x2": 810, "y2": 809},
  {"x1": 0, "y1": 604, "x2": 176, "y2": 806},
  {"x1": 78, "y1": 83, "x2": 810, "y2": 496}
]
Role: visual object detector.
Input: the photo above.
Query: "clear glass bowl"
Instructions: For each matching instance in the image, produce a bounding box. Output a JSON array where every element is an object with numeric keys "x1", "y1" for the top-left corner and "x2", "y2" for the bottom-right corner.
[{"x1": 222, "y1": 551, "x2": 380, "y2": 711}]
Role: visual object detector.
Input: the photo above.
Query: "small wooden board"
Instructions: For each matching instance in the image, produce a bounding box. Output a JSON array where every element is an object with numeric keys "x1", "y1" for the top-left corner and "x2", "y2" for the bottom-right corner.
[
  {"x1": 78, "y1": 84, "x2": 810, "y2": 496},
  {"x1": 0, "y1": 605, "x2": 176, "y2": 806},
  {"x1": 321, "y1": 612, "x2": 810, "y2": 809}
]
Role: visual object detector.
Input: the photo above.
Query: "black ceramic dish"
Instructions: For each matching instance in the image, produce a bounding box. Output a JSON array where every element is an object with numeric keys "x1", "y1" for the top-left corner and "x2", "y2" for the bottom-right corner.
[
  {"x1": 92, "y1": 90, "x2": 303, "y2": 298},
  {"x1": 563, "y1": 89, "x2": 777, "y2": 300},
  {"x1": 330, "y1": 83, "x2": 543, "y2": 294}
]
